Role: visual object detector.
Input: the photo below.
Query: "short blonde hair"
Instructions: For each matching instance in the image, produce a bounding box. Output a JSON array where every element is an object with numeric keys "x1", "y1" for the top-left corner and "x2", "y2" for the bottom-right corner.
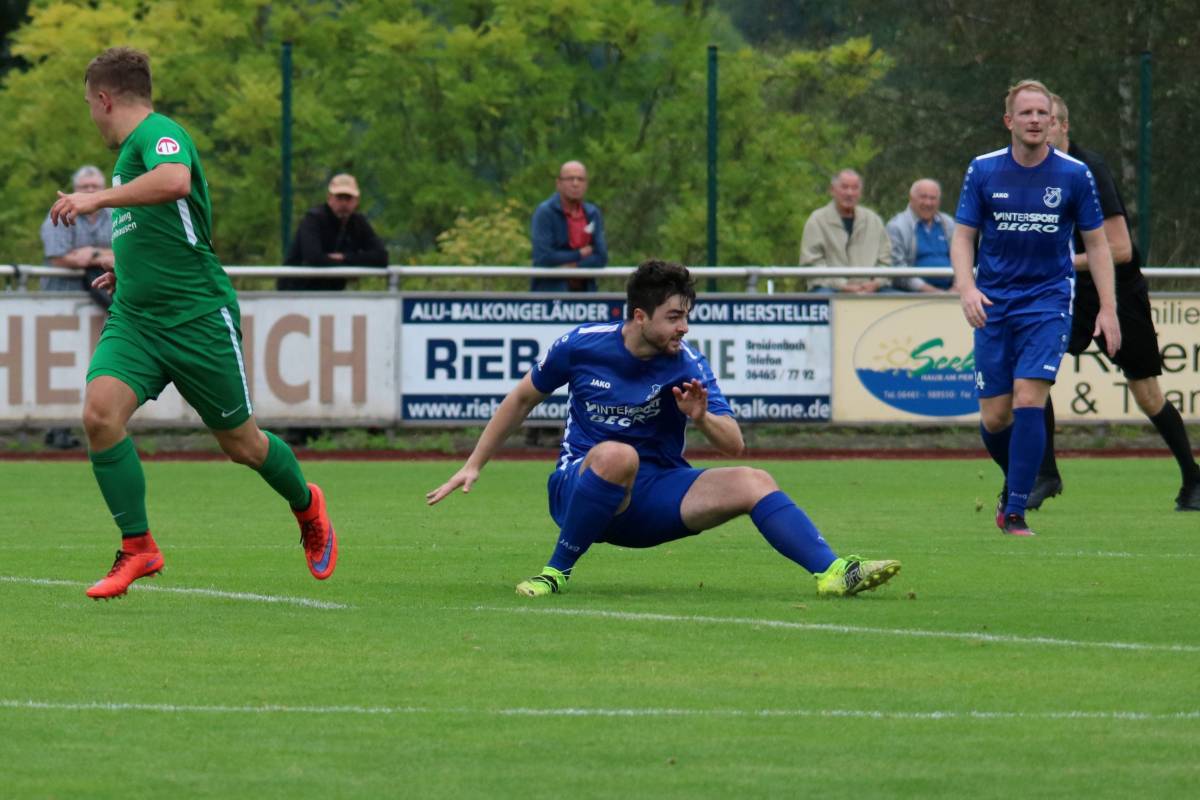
[
  {"x1": 1004, "y1": 79, "x2": 1053, "y2": 115},
  {"x1": 1050, "y1": 93, "x2": 1069, "y2": 123}
]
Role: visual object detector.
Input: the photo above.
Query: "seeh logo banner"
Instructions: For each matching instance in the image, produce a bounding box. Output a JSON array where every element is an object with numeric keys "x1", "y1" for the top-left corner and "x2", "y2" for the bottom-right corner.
[
  {"x1": 834, "y1": 297, "x2": 977, "y2": 421},
  {"x1": 833, "y1": 295, "x2": 1200, "y2": 422}
]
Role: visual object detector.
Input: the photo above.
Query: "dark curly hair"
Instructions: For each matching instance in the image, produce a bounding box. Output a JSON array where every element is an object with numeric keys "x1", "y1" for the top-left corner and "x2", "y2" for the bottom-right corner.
[{"x1": 626, "y1": 259, "x2": 695, "y2": 319}]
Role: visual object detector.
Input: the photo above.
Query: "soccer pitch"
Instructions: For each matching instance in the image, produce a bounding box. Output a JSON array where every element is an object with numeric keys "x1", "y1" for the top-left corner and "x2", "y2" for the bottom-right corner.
[{"x1": 3, "y1": 457, "x2": 1198, "y2": 798}]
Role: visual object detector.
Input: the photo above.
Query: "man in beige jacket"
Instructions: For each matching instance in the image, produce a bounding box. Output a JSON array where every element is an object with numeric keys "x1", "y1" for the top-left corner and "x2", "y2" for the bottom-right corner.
[{"x1": 800, "y1": 169, "x2": 892, "y2": 292}]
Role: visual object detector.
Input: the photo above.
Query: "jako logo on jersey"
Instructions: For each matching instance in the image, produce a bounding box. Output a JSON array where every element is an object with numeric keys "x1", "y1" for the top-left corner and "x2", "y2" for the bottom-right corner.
[
  {"x1": 155, "y1": 137, "x2": 181, "y2": 155},
  {"x1": 991, "y1": 192, "x2": 1009, "y2": 199},
  {"x1": 1043, "y1": 187, "x2": 1062, "y2": 208},
  {"x1": 589, "y1": 378, "x2": 611, "y2": 389}
]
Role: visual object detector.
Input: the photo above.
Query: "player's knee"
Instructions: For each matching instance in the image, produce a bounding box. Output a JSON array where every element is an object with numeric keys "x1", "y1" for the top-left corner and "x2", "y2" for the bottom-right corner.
[
  {"x1": 980, "y1": 406, "x2": 1013, "y2": 431},
  {"x1": 1129, "y1": 379, "x2": 1164, "y2": 415},
  {"x1": 737, "y1": 467, "x2": 779, "y2": 507},
  {"x1": 586, "y1": 441, "x2": 639, "y2": 482},
  {"x1": 218, "y1": 436, "x2": 259, "y2": 467},
  {"x1": 82, "y1": 398, "x2": 121, "y2": 440},
  {"x1": 739, "y1": 467, "x2": 778, "y2": 498}
]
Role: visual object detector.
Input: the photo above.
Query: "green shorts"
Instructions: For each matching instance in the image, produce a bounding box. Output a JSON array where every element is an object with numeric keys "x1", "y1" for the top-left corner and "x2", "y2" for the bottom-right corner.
[{"x1": 87, "y1": 304, "x2": 253, "y2": 430}]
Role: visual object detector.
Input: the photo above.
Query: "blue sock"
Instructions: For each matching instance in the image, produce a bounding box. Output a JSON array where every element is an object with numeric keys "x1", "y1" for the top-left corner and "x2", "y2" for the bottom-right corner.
[
  {"x1": 750, "y1": 491, "x2": 838, "y2": 574},
  {"x1": 1006, "y1": 407, "x2": 1046, "y2": 516},
  {"x1": 980, "y1": 422, "x2": 1012, "y2": 474},
  {"x1": 547, "y1": 469, "x2": 628, "y2": 575}
]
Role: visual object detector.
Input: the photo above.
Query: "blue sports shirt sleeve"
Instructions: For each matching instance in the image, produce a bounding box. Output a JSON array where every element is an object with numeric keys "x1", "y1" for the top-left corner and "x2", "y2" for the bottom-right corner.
[
  {"x1": 530, "y1": 331, "x2": 573, "y2": 393},
  {"x1": 692, "y1": 350, "x2": 733, "y2": 417},
  {"x1": 1072, "y1": 166, "x2": 1104, "y2": 232},
  {"x1": 954, "y1": 160, "x2": 984, "y2": 227}
]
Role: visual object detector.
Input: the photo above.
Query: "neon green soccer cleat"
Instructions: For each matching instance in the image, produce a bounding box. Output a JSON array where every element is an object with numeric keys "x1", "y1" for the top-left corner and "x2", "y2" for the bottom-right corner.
[
  {"x1": 815, "y1": 556, "x2": 901, "y2": 597},
  {"x1": 515, "y1": 566, "x2": 569, "y2": 598}
]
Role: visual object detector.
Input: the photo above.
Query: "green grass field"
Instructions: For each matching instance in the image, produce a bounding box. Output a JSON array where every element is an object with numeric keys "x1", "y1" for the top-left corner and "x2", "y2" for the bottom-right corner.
[{"x1": 3, "y1": 456, "x2": 1198, "y2": 799}]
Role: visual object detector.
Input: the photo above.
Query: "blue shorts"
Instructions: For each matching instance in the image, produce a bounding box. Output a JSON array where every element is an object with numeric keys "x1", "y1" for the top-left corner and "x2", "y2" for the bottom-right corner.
[
  {"x1": 547, "y1": 458, "x2": 705, "y2": 548},
  {"x1": 973, "y1": 312, "x2": 1071, "y2": 398}
]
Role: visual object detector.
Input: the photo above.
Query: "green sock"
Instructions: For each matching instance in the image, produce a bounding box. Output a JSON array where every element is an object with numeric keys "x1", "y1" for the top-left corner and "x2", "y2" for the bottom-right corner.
[
  {"x1": 256, "y1": 431, "x2": 312, "y2": 510},
  {"x1": 89, "y1": 436, "x2": 149, "y2": 536}
]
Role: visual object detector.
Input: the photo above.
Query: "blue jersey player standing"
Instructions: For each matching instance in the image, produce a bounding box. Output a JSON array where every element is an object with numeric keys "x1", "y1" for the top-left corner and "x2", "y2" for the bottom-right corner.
[
  {"x1": 427, "y1": 260, "x2": 900, "y2": 597},
  {"x1": 951, "y1": 79, "x2": 1121, "y2": 536}
]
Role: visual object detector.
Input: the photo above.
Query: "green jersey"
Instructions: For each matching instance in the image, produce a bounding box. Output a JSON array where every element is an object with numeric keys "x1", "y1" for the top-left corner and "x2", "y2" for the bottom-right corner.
[{"x1": 110, "y1": 112, "x2": 237, "y2": 327}]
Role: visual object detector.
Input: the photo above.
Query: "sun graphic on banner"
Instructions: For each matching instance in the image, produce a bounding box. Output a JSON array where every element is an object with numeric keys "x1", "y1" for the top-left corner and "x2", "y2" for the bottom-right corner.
[{"x1": 872, "y1": 337, "x2": 915, "y2": 372}]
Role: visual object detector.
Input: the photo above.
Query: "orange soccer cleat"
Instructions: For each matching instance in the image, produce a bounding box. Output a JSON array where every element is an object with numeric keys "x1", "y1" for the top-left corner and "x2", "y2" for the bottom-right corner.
[
  {"x1": 86, "y1": 535, "x2": 164, "y2": 600},
  {"x1": 295, "y1": 482, "x2": 337, "y2": 580}
]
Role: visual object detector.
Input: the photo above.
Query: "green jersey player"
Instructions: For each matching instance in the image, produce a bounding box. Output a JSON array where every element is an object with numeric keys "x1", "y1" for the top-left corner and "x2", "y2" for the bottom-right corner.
[{"x1": 50, "y1": 47, "x2": 337, "y2": 599}]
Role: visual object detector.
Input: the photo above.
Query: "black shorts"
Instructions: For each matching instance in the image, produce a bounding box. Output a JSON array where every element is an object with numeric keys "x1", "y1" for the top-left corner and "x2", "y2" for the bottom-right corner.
[{"x1": 1069, "y1": 271, "x2": 1162, "y2": 380}]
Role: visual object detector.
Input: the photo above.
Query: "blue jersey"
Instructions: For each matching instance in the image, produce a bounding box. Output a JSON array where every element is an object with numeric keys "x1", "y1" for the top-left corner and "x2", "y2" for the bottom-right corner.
[
  {"x1": 530, "y1": 322, "x2": 733, "y2": 470},
  {"x1": 955, "y1": 145, "x2": 1103, "y2": 319}
]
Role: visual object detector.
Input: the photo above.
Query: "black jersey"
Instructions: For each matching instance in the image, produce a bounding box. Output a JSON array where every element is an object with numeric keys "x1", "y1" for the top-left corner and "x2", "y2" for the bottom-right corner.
[{"x1": 1069, "y1": 142, "x2": 1143, "y2": 283}]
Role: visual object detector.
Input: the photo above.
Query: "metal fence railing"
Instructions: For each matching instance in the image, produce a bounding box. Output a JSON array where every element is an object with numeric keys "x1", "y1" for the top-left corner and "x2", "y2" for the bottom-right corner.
[{"x1": 3, "y1": 264, "x2": 1200, "y2": 294}]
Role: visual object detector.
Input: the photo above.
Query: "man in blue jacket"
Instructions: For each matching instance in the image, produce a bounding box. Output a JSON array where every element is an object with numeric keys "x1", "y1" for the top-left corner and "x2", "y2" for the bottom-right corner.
[{"x1": 530, "y1": 160, "x2": 607, "y2": 292}]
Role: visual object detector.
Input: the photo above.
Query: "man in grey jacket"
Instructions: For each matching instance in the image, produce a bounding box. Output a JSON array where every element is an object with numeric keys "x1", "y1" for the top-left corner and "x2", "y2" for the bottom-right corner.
[
  {"x1": 885, "y1": 178, "x2": 956, "y2": 293},
  {"x1": 799, "y1": 169, "x2": 891, "y2": 293}
]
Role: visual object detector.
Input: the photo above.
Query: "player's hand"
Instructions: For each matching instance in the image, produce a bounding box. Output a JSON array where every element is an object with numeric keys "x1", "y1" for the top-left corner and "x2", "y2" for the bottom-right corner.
[
  {"x1": 91, "y1": 269, "x2": 116, "y2": 292},
  {"x1": 49, "y1": 191, "x2": 101, "y2": 227},
  {"x1": 960, "y1": 287, "x2": 993, "y2": 328},
  {"x1": 426, "y1": 466, "x2": 481, "y2": 506},
  {"x1": 672, "y1": 379, "x2": 708, "y2": 422},
  {"x1": 1094, "y1": 307, "x2": 1121, "y2": 358}
]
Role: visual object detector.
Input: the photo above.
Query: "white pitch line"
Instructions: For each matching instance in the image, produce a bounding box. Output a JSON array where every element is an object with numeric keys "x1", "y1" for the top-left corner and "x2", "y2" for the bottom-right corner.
[
  {"x1": 474, "y1": 606, "x2": 1200, "y2": 654},
  {"x1": 0, "y1": 575, "x2": 350, "y2": 610},
  {"x1": 0, "y1": 699, "x2": 1196, "y2": 722}
]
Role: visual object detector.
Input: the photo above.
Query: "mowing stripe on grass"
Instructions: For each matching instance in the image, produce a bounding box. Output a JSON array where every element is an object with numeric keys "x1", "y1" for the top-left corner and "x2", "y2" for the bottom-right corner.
[
  {"x1": 0, "y1": 575, "x2": 350, "y2": 610},
  {"x1": 2, "y1": 698, "x2": 1197, "y2": 722},
  {"x1": 475, "y1": 606, "x2": 1200, "y2": 654}
]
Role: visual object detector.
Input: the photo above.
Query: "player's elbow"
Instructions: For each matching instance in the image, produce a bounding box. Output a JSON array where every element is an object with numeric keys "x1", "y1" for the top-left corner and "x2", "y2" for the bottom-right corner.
[
  {"x1": 720, "y1": 441, "x2": 745, "y2": 458},
  {"x1": 157, "y1": 165, "x2": 192, "y2": 199},
  {"x1": 1111, "y1": 241, "x2": 1133, "y2": 265},
  {"x1": 168, "y1": 172, "x2": 192, "y2": 199}
]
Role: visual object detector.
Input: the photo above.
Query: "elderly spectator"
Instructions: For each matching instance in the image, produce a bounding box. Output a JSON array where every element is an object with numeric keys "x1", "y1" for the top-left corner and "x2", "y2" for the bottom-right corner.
[
  {"x1": 886, "y1": 178, "x2": 956, "y2": 292},
  {"x1": 799, "y1": 169, "x2": 891, "y2": 293},
  {"x1": 530, "y1": 160, "x2": 608, "y2": 292},
  {"x1": 39, "y1": 164, "x2": 115, "y2": 449},
  {"x1": 278, "y1": 173, "x2": 388, "y2": 291}
]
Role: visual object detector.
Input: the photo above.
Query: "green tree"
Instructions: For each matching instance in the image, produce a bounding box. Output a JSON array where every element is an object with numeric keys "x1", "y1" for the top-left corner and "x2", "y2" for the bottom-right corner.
[
  {"x1": 722, "y1": 0, "x2": 1200, "y2": 266},
  {"x1": 0, "y1": 0, "x2": 890, "y2": 270}
]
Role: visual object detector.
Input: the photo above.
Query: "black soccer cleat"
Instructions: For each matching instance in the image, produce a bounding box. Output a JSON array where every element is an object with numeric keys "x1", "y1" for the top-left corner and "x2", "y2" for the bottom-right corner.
[
  {"x1": 1176, "y1": 483, "x2": 1200, "y2": 512},
  {"x1": 1025, "y1": 474, "x2": 1063, "y2": 511}
]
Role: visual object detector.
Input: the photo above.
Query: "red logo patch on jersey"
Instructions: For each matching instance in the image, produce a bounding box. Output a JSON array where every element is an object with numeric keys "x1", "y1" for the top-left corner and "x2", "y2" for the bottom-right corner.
[{"x1": 155, "y1": 137, "x2": 181, "y2": 155}]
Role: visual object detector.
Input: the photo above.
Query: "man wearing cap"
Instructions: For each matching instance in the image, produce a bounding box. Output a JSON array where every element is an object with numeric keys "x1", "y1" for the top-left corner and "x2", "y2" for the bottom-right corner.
[{"x1": 278, "y1": 172, "x2": 388, "y2": 291}]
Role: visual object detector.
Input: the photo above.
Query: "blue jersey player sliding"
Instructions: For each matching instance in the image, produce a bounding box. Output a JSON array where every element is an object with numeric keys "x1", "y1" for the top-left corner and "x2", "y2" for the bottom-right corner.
[
  {"x1": 427, "y1": 259, "x2": 900, "y2": 597},
  {"x1": 951, "y1": 79, "x2": 1121, "y2": 537}
]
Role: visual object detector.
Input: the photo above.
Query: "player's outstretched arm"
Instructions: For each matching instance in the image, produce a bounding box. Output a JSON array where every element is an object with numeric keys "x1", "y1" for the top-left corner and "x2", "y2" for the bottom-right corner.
[
  {"x1": 50, "y1": 163, "x2": 191, "y2": 226},
  {"x1": 951, "y1": 224, "x2": 991, "y2": 328},
  {"x1": 1080, "y1": 226, "x2": 1121, "y2": 357},
  {"x1": 673, "y1": 379, "x2": 743, "y2": 457},
  {"x1": 426, "y1": 372, "x2": 549, "y2": 505}
]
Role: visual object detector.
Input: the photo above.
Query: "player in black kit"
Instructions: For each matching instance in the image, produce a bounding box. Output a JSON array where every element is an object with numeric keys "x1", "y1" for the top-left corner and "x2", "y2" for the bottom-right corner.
[{"x1": 1030, "y1": 93, "x2": 1200, "y2": 512}]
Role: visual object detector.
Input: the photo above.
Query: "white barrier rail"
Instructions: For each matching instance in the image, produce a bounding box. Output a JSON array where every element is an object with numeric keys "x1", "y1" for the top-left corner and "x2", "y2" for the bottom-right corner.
[{"x1": 5, "y1": 264, "x2": 1200, "y2": 294}]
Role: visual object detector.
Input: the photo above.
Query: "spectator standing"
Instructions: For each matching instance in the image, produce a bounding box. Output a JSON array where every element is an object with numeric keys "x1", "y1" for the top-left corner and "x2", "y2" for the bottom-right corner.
[
  {"x1": 39, "y1": 165, "x2": 115, "y2": 449},
  {"x1": 886, "y1": 179, "x2": 956, "y2": 292},
  {"x1": 799, "y1": 169, "x2": 892, "y2": 293},
  {"x1": 278, "y1": 173, "x2": 388, "y2": 291},
  {"x1": 530, "y1": 160, "x2": 607, "y2": 292}
]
